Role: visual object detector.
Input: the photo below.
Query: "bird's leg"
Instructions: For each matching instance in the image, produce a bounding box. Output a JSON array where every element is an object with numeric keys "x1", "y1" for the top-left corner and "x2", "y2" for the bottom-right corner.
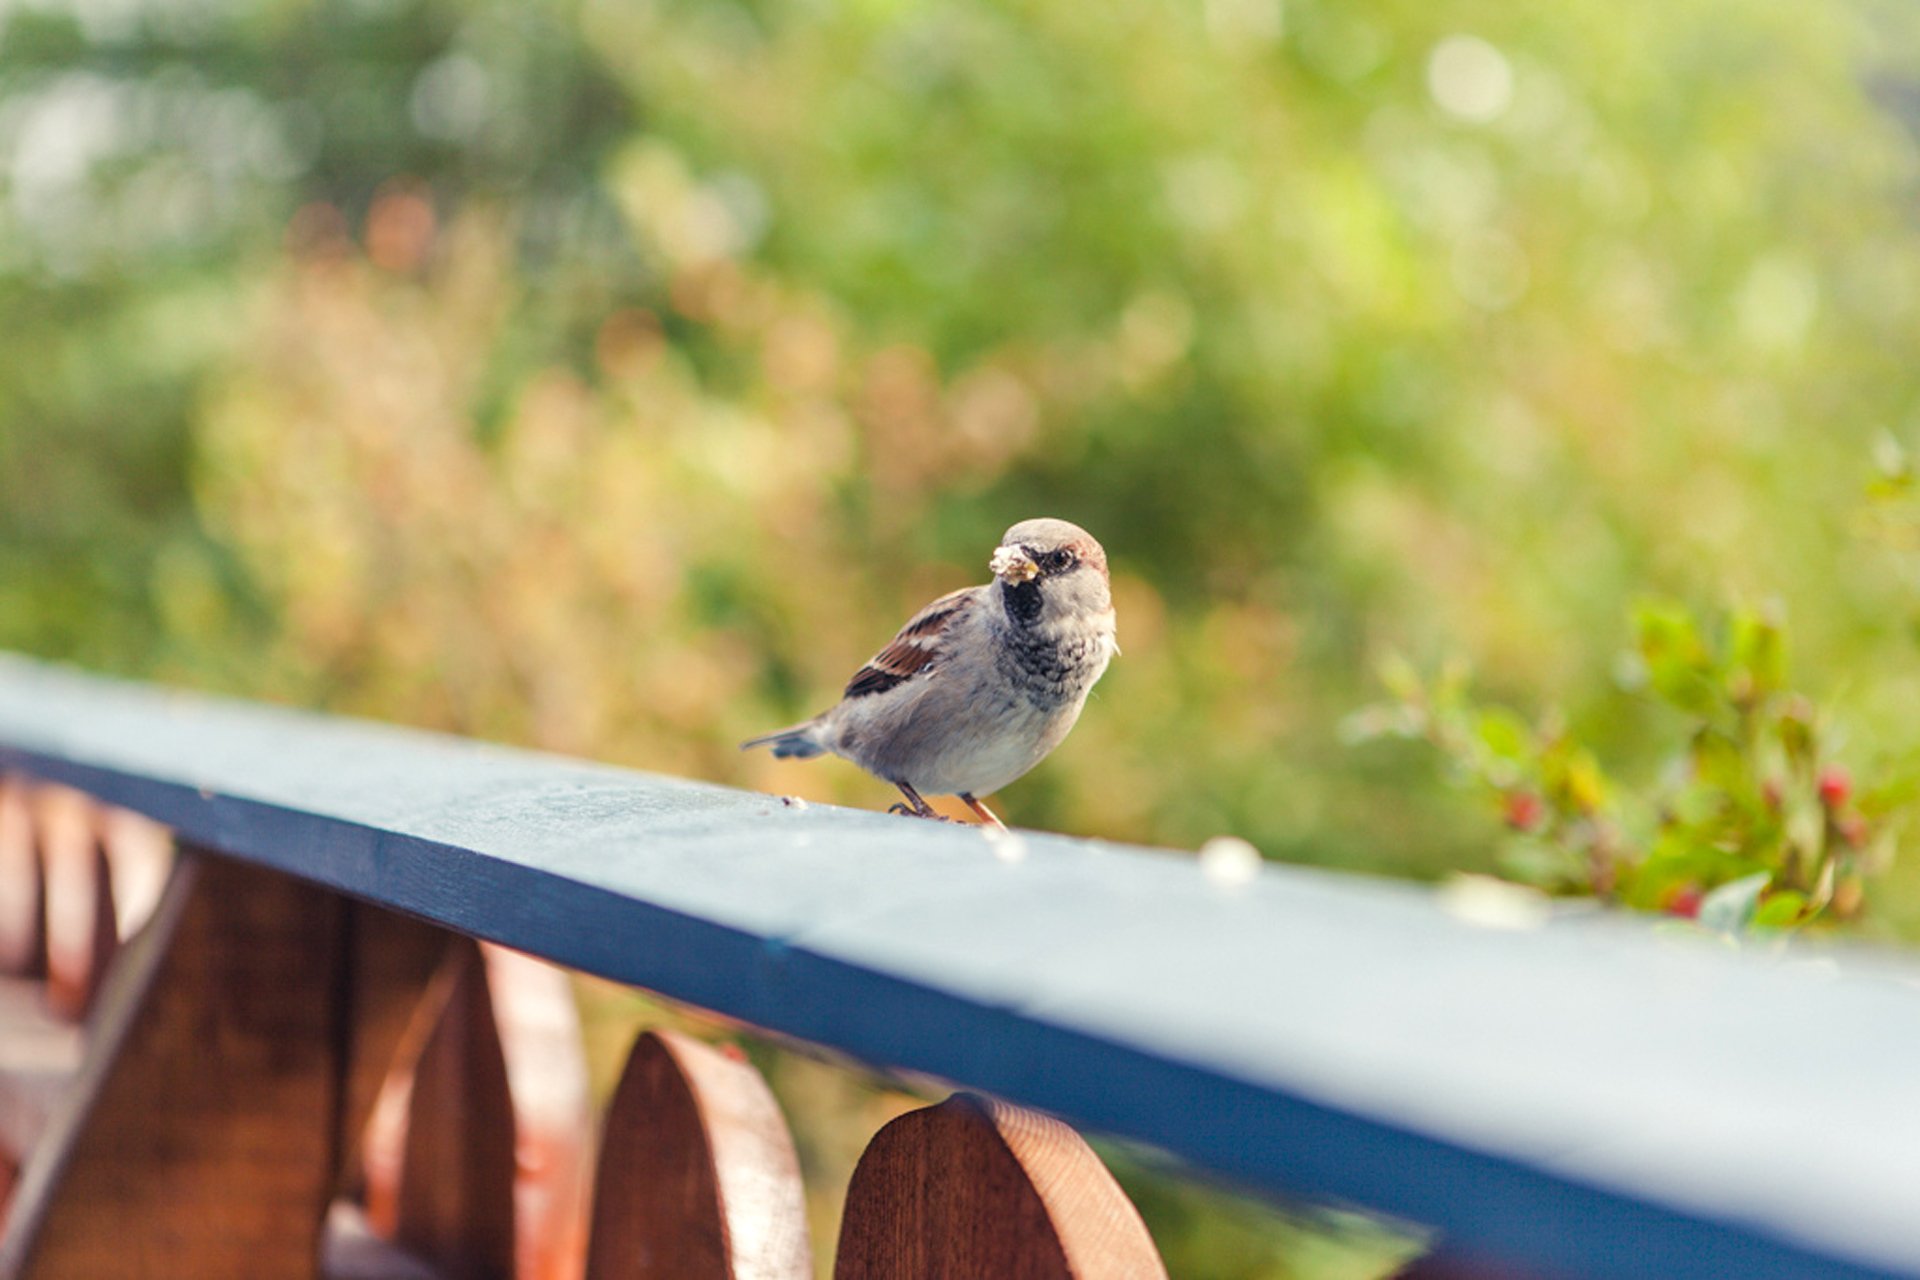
[
  {"x1": 889, "y1": 782, "x2": 957, "y2": 821},
  {"x1": 959, "y1": 793, "x2": 1006, "y2": 830}
]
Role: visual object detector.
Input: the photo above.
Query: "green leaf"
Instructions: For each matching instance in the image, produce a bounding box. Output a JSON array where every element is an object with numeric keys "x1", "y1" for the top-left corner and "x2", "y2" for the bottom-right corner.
[
  {"x1": 1752, "y1": 891, "x2": 1808, "y2": 929},
  {"x1": 1697, "y1": 871, "x2": 1771, "y2": 933},
  {"x1": 1496, "y1": 836, "x2": 1590, "y2": 892},
  {"x1": 1626, "y1": 836, "x2": 1761, "y2": 911},
  {"x1": 1776, "y1": 699, "x2": 1817, "y2": 768},
  {"x1": 1727, "y1": 607, "x2": 1786, "y2": 701},
  {"x1": 1689, "y1": 727, "x2": 1746, "y2": 794},
  {"x1": 1634, "y1": 602, "x2": 1703, "y2": 668},
  {"x1": 1474, "y1": 707, "x2": 1533, "y2": 764},
  {"x1": 1634, "y1": 603, "x2": 1718, "y2": 715}
]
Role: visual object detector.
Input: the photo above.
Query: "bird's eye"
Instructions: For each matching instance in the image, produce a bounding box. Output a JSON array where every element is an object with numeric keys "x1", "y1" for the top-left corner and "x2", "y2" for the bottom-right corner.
[{"x1": 1042, "y1": 549, "x2": 1075, "y2": 573}]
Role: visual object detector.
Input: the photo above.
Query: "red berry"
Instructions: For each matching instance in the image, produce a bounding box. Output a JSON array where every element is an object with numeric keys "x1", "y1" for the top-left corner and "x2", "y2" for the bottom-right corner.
[
  {"x1": 1668, "y1": 885, "x2": 1704, "y2": 919},
  {"x1": 1818, "y1": 765, "x2": 1852, "y2": 809},
  {"x1": 1503, "y1": 791, "x2": 1545, "y2": 831}
]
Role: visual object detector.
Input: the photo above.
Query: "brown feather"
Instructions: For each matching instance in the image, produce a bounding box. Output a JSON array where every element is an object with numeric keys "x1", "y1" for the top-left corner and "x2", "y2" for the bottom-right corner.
[{"x1": 842, "y1": 588, "x2": 973, "y2": 700}]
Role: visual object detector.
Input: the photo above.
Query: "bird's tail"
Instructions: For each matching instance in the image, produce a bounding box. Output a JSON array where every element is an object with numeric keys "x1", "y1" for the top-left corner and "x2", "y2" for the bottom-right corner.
[{"x1": 740, "y1": 720, "x2": 829, "y2": 759}]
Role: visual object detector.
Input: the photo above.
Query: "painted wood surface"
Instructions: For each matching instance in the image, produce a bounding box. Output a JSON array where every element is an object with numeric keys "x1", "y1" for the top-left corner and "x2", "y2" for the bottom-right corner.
[{"x1": 4, "y1": 653, "x2": 1920, "y2": 1279}]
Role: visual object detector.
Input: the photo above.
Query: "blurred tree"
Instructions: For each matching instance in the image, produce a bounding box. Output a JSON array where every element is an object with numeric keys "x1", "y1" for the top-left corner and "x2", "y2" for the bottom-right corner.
[
  {"x1": 10, "y1": 0, "x2": 1920, "y2": 876},
  {"x1": 13, "y1": 0, "x2": 1920, "y2": 1272},
  {"x1": 0, "y1": 0, "x2": 633, "y2": 666}
]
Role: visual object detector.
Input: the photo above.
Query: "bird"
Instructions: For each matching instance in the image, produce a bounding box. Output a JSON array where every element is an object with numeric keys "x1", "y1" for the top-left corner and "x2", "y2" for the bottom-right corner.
[{"x1": 742, "y1": 518, "x2": 1118, "y2": 827}]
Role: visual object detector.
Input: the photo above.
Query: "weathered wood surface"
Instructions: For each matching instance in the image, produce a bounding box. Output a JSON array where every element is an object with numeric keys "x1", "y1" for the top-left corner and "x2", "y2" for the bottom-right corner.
[
  {"x1": 585, "y1": 1030, "x2": 810, "y2": 1280},
  {"x1": 6, "y1": 654, "x2": 1920, "y2": 1279},
  {"x1": 836, "y1": 1093, "x2": 1166, "y2": 1280}
]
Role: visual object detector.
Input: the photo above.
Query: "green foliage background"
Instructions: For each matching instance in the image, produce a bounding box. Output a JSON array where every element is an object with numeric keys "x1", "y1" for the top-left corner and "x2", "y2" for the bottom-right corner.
[{"x1": 8, "y1": 0, "x2": 1920, "y2": 1271}]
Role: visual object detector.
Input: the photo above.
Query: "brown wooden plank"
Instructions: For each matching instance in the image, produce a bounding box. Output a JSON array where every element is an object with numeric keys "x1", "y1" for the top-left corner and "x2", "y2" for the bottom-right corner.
[
  {"x1": 96, "y1": 805, "x2": 174, "y2": 946},
  {"x1": 483, "y1": 946, "x2": 589, "y2": 1280},
  {"x1": 338, "y1": 904, "x2": 453, "y2": 1187},
  {"x1": 585, "y1": 1029, "x2": 810, "y2": 1280},
  {"x1": 40, "y1": 833, "x2": 113, "y2": 1024},
  {"x1": 0, "y1": 978, "x2": 82, "y2": 1167},
  {"x1": 0, "y1": 849, "x2": 346, "y2": 1280},
  {"x1": 0, "y1": 782, "x2": 45, "y2": 979},
  {"x1": 834, "y1": 1093, "x2": 1167, "y2": 1280},
  {"x1": 391, "y1": 941, "x2": 516, "y2": 1280}
]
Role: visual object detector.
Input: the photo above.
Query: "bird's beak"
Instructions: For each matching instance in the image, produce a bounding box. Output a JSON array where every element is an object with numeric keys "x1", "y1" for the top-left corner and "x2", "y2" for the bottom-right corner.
[{"x1": 990, "y1": 545, "x2": 1039, "y2": 584}]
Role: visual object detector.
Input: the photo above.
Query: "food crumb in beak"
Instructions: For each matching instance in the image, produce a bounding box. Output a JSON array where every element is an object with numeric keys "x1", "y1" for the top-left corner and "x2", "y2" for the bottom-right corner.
[{"x1": 990, "y1": 545, "x2": 1039, "y2": 582}]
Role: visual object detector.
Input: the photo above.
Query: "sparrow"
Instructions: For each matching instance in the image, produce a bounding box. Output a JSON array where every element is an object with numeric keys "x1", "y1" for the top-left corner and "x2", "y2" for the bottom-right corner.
[{"x1": 743, "y1": 518, "x2": 1118, "y2": 827}]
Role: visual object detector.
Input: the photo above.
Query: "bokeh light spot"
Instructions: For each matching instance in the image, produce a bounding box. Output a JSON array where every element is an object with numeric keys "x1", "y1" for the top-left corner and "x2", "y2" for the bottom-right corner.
[{"x1": 1427, "y1": 35, "x2": 1513, "y2": 123}]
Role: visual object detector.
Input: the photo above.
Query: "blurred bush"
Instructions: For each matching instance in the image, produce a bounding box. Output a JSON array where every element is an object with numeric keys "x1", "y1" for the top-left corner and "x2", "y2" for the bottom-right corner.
[
  {"x1": 12, "y1": 0, "x2": 1920, "y2": 889},
  {"x1": 1356, "y1": 602, "x2": 1905, "y2": 931}
]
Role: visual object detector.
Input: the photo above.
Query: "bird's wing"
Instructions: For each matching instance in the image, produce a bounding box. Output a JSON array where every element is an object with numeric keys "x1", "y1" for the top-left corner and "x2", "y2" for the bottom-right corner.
[{"x1": 842, "y1": 586, "x2": 977, "y2": 700}]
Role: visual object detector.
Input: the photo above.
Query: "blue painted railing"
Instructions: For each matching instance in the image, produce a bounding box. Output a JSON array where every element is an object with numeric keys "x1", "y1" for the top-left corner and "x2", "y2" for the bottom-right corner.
[{"x1": 3, "y1": 652, "x2": 1919, "y2": 1280}]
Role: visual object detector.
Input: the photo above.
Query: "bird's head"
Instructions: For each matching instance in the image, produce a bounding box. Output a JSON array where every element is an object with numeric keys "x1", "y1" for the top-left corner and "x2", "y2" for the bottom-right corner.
[{"x1": 990, "y1": 518, "x2": 1112, "y2": 629}]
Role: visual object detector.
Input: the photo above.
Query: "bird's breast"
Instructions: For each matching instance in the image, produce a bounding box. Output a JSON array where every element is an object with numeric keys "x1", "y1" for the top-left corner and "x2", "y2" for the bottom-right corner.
[{"x1": 994, "y1": 624, "x2": 1114, "y2": 710}]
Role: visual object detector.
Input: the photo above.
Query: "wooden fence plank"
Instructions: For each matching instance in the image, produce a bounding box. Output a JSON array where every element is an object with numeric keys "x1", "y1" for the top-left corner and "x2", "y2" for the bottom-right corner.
[
  {"x1": 352, "y1": 941, "x2": 592, "y2": 1280},
  {"x1": 39, "y1": 829, "x2": 112, "y2": 1024},
  {"x1": 835, "y1": 1092, "x2": 1166, "y2": 1280},
  {"x1": 390, "y1": 941, "x2": 517, "y2": 1280},
  {"x1": 0, "y1": 849, "x2": 344, "y2": 1280},
  {"x1": 484, "y1": 947, "x2": 590, "y2": 1280},
  {"x1": 585, "y1": 1029, "x2": 809, "y2": 1280},
  {"x1": 339, "y1": 905, "x2": 454, "y2": 1187},
  {"x1": 0, "y1": 781, "x2": 43, "y2": 979},
  {"x1": 0, "y1": 979, "x2": 80, "y2": 1171}
]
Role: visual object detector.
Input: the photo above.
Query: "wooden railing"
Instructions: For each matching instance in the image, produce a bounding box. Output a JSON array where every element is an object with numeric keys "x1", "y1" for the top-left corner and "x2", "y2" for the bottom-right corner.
[{"x1": 2, "y1": 653, "x2": 1920, "y2": 1279}]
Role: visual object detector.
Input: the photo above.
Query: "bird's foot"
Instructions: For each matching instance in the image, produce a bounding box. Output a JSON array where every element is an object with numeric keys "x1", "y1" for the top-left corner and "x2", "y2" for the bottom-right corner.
[
  {"x1": 888, "y1": 802, "x2": 956, "y2": 822},
  {"x1": 959, "y1": 793, "x2": 1007, "y2": 829}
]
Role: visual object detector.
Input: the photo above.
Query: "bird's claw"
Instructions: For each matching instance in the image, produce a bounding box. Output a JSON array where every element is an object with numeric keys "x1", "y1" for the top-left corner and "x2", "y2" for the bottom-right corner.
[{"x1": 888, "y1": 802, "x2": 955, "y2": 822}]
